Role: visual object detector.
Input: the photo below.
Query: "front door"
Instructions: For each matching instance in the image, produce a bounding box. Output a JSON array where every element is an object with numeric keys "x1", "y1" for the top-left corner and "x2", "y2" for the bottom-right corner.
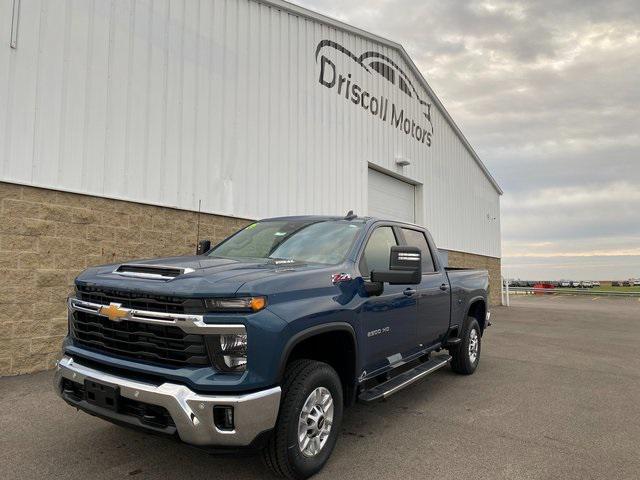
[{"x1": 358, "y1": 226, "x2": 418, "y2": 375}]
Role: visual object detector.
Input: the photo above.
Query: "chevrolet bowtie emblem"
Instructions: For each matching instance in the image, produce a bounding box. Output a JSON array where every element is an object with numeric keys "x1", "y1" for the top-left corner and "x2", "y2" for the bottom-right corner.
[{"x1": 99, "y1": 302, "x2": 129, "y2": 322}]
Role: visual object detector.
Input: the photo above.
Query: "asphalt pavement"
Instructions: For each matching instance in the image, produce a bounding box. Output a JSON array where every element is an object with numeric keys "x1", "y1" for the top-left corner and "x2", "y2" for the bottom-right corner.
[{"x1": 1, "y1": 294, "x2": 639, "y2": 479}]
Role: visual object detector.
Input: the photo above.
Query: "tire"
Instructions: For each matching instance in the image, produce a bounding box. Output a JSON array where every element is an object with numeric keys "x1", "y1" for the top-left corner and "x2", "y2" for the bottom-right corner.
[
  {"x1": 263, "y1": 360, "x2": 343, "y2": 479},
  {"x1": 450, "y1": 317, "x2": 481, "y2": 375}
]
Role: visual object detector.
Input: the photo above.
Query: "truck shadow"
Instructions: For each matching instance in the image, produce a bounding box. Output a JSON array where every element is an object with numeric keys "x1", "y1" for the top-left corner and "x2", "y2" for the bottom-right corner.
[{"x1": 338, "y1": 368, "x2": 456, "y2": 440}]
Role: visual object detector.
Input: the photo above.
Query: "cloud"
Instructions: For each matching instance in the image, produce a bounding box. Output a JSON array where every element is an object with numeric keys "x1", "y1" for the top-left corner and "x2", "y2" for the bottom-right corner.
[{"x1": 301, "y1": 0, "x2": 640, "y2": 279}]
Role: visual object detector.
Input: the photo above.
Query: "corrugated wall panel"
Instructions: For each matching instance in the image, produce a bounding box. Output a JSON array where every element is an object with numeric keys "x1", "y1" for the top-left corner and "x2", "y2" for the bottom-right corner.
[{"x1": 0, "y1": 0, "x2": 500, "y2": 258}]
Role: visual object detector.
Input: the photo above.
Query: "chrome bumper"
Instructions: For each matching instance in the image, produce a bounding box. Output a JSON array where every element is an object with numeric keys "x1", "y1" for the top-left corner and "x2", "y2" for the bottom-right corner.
[{"x1": 54, "y1": 356, "x2": 281, "y2": 447}]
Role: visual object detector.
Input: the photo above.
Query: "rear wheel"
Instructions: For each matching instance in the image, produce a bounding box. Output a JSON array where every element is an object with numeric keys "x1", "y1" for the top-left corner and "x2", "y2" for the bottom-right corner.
[
  {"x1": 450, "y1": 317, "x2": 481, "y2": 374},
  {"x1": 263, "y1": 360, "x2": 343, "y2": 479}
]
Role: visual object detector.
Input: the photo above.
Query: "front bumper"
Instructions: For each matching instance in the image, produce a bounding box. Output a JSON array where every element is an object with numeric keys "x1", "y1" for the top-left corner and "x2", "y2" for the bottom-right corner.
[{"x1": 54, "y1": 356, "x2": 281, "y2": 447}]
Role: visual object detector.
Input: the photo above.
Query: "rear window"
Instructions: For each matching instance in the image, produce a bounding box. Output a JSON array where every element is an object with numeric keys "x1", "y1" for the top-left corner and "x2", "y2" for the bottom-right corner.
[{"x1": 401, "y1": 228, "x2": 435, "y2": 273}]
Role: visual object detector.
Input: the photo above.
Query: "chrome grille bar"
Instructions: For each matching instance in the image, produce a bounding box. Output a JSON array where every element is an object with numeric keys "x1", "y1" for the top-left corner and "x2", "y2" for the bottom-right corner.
[{"x1": 67, "y1": 298, "x2": 245, "y2": 335}]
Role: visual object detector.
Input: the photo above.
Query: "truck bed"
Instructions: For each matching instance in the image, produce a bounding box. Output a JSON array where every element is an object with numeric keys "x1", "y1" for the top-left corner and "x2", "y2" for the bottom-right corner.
[{"x1": 445, "y1": 267, "x2": 490, "y2": 331}]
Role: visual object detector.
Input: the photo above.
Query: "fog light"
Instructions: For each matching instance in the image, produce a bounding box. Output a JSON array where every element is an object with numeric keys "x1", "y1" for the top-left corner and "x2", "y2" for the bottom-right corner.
[{"x1": 213, "y1": 406, "x2": 234, "y2": 431}]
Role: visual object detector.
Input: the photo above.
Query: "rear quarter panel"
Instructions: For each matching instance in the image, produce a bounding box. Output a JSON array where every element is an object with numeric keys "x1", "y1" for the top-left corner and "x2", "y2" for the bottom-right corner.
[{"x1": 446, "y1": 269, "x2": 489, "y2": 331}]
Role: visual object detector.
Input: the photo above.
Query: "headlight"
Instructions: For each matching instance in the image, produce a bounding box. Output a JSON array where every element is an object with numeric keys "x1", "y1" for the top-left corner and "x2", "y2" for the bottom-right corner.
[
  {"x1": 206, "y1": 332, "x2": 248, "y2": 373},
  {"x1": 204, "y1": 296, "x2": 266, "y2": 313}
]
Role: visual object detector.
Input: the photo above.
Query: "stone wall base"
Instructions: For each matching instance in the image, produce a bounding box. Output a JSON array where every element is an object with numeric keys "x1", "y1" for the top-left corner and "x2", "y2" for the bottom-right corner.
[{"x1": 0, "y1": 182, "x2": 250, "y2": 376}]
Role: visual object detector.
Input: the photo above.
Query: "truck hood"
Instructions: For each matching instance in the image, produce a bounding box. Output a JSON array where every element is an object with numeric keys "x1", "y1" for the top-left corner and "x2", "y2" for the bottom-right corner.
[{"x1": 75, "y1": 255, "x2": 323, "y2": 297}]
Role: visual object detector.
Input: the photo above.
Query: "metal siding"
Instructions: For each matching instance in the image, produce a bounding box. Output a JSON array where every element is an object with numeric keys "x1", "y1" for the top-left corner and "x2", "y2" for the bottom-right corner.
[{"x1": 0, "y1": 0, "x2": 501, "y2": 258}]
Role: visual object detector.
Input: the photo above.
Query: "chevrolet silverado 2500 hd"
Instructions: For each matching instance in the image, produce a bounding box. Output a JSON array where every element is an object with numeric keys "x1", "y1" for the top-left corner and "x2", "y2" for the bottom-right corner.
[{"x1": 56, "y1": 214, "x2": 490, "y2": 479}]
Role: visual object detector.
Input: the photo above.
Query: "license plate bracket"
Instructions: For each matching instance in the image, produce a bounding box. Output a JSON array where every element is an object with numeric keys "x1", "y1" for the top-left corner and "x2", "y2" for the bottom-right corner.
[{"x1": 84, "y1": 378, "x2": 120, "y2": 412}]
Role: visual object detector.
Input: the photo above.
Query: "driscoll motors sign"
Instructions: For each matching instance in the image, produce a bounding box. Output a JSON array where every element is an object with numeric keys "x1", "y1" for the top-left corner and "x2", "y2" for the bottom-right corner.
[{"x1": 315, "y1": 40, "x2": 434, "y2": 147}]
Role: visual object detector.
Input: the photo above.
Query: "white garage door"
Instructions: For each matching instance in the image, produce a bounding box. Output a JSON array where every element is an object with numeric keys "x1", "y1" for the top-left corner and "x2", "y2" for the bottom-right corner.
[{"x1": 367, "y1": 168, "x2": 415, "y2": 223}]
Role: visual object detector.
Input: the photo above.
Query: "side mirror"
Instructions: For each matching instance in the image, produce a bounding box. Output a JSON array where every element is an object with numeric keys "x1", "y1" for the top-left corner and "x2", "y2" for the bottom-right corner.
[
  {"x1": 371, "y1": 246, "x2": 422, "y2": 285},
  {"x1": 196, "y1": 239, "x2": 211, "y2": 255}
]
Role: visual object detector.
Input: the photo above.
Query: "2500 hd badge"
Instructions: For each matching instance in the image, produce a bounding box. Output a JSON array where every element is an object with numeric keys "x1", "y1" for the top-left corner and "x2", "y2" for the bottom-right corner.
[{"x1": 367, "y1": 326, "x2": 391, "y2": 337}]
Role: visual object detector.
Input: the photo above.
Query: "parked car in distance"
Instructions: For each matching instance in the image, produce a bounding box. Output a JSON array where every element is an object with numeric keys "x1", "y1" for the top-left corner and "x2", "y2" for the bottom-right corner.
[
  {"x1": 582, "y1": 281, "x2": 593, "y2": 288},
  {"x1": 622, "y1": 281, "x2": 631, "y2": 287},
  {"x1": 633, "y1": 280, "x2": 640, "y2": 287},
  {"x1": 612, "y1": 281, "x2": 620, "y2": 287},
  {"x1": 560, "y1": 281, "x2": 571, "y2": 288},
  {"x1": 54, "y1": 214, "x2": 491, "y2": 479},
  {"x1": 592, "y1": 281, "x2": 600, "y2": 287}
]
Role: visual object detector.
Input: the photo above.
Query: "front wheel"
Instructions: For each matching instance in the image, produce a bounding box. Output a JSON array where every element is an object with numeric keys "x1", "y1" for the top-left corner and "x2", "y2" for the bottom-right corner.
[
  {"x1": 450, "y1": 317, "x2": 481, "y2": 374},
  {"x1": 263, "y1": 360, "x2": 343, "y2": 479}
]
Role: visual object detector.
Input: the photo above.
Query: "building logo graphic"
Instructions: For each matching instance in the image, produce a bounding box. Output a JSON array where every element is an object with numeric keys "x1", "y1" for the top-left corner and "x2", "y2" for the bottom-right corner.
[{"x1": 315, "y1": 40, "x2": 434, "y2": 147}]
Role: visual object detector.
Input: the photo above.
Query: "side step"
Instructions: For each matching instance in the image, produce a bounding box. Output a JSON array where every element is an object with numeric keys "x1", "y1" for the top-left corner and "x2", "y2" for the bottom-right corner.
[{"x1": 358, "y1": 355, "x2": 452, "y2": 403}]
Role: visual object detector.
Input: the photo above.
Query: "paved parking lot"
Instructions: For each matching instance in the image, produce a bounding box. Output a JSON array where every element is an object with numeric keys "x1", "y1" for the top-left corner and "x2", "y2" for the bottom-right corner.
[{"x1": 2, "y1": 295, "x2": 639, "y2": 480}]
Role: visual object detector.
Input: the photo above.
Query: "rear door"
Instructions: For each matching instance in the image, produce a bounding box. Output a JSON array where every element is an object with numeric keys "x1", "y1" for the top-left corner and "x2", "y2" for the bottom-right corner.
[
  {"x1": 399, "y1": 227, "x2": 451, "y2": 347},
  {"x1": 357, "y1": 225, "x2": 418, "y2": 374}
]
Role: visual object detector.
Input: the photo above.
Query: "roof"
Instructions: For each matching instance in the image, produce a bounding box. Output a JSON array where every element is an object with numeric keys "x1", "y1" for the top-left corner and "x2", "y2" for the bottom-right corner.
[
  {"x1": 257, "y1": 0, "x2": 503, "y2": 195},
  {"x1": 262, "y1": 215, "x2": 368, "y2": 222},
  {"x1": 260, "y1": 215, "x2": 423, "y2": 229}
]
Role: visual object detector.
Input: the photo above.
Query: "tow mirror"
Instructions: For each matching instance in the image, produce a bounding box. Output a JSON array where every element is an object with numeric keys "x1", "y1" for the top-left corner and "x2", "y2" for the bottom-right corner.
[
  {"x1": 196, "y1": 239, "x2": 211, "y2": 255},
  {"x1": 371, "y1": 246, "x2": 422, "y2": 285}
]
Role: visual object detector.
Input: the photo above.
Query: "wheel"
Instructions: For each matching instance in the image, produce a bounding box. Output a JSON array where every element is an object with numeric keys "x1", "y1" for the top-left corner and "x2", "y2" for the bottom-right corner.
[
  {"x1": 449, "y1": 317, "x2": 481, "y2": 375},
  {"x1": 263, "y1": 360, "x2": 343, "y2": 479}
]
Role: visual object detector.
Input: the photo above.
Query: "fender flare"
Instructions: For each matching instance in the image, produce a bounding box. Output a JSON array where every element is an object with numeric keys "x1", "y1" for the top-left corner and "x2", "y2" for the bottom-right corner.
[
  {"x1": 276, "y1": 322, "x2": 358, "y2": 383},
  {"x1": 466, "y1": 296, "x2": 487, "y2": 330}
]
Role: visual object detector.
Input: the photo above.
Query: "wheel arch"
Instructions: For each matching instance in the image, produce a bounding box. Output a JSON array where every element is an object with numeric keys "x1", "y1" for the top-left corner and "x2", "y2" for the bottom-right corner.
[
  {"x1": 466, "y1": 297, "x2": 487, "y2": 334},
  {"x1": 278, "y1": 323, "x2": 359, "y2": 406}
]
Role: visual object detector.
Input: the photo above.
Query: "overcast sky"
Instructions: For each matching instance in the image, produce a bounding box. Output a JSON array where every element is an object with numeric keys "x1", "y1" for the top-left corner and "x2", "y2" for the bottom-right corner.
[{"x1": 300, "y1": 0, "x2": 640, "y2": 280}]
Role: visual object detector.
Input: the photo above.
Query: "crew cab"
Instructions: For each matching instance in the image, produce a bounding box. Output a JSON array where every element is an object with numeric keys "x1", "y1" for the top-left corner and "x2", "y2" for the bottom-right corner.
[{"x1": 55, "y1": 214, "x2": 490, "y2": 479}]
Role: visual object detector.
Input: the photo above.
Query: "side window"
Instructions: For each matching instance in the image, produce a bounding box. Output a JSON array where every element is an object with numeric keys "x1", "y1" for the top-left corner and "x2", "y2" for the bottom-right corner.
[
  {"x1": 401, "y1": 228, "x2": 436, "y2": 273},
  {"x1": 359, "y1": 227, "x2": 398, "y2": 277}
]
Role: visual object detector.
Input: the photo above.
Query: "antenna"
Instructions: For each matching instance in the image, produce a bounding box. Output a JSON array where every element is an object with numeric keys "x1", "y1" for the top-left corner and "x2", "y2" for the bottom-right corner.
[
  {"x1": 344, "y1": 210, "x2": 357, "y2": 220},
  {"x1": 196, "y1": 199, "x2": 202, "y2": 247}
]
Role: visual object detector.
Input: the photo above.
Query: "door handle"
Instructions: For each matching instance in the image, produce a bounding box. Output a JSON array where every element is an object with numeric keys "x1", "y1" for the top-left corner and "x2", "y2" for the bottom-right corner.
[
  {"x1": 403, "y1": 288, "x2": 417, "y2": 296},
  {"x1": 440, "y1": 283, "x2": 448, "y2": 291}
]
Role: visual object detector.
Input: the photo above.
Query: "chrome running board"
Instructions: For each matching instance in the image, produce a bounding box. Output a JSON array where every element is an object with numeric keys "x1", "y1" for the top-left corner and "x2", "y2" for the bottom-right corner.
[{"x1": 358, "y1": 355, "x2": 451, "y2": 403}]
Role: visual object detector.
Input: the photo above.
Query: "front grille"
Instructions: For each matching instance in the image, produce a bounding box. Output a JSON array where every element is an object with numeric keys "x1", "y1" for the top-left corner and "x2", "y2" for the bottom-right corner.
[
  {"x1": 61, "y1": 378, "x2": 175, "y2": 430},
  {"x1": 76, "y1": 285, "x2": 204, "y2": 314},
  {"x1": 70, "y1": 310, "x2": 210, "y2": 367}
]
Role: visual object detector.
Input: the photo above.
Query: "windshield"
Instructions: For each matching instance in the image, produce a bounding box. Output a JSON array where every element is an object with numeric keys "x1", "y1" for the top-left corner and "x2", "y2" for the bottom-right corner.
[{"x1": 209, "y1": 220, "x2": 364, "y2": 264}]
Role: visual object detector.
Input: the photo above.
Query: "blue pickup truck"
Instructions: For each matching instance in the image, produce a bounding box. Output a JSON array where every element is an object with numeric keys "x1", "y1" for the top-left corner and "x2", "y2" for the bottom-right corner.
[{"x1": 56, "y1": 214, "x2": 490, "y2": 479}]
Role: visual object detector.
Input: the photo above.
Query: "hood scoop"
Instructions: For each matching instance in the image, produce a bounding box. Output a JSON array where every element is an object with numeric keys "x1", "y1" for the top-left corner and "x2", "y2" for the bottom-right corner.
[{"x1": 112, "y1": 264, "x2": 195, "y2": 280}]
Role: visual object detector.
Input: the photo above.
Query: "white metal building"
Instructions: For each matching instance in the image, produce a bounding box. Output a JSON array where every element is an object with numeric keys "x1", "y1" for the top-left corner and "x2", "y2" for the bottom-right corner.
[{"x1": 1, "y1": 0, "x2": 501, "y2": 261}]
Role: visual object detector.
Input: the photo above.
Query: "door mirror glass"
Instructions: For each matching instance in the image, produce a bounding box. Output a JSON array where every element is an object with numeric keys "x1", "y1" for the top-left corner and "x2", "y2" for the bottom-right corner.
[{"x1": 370, "y1": 246, "x2": 422, "y2": 284}]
